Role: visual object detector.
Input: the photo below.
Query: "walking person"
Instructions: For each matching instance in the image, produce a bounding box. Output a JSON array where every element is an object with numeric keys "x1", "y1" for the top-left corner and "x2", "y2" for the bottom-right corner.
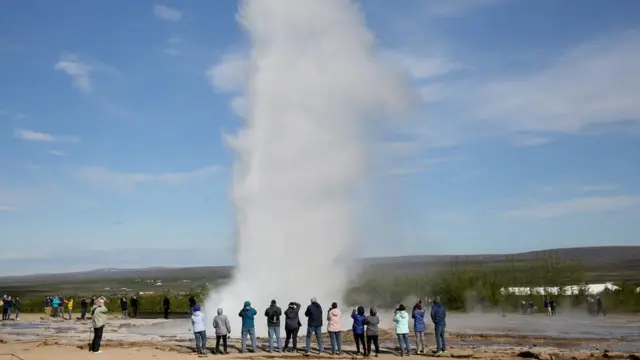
[
  {"x1": 90, "y1": 299, "x2": 109, "y2": 353},
  {"x1": 239, "y1": 300, "x2": 257, "y2": 353},
  {"x1": 327, "y1": 302, "x2": 342, "y2": 355},
  {"x1": 394, "y1": 304, "x2": 411, "y2": 357},
  {"x1": 191, "y1": 305, "x2": 207, "y2": 355},
  {"x1": 162, "y1": 296, "x2": 171, "y2": 319},
  {"x1": 284, "y1": 302, "x2": 301, "y2": 352},
  {"x1": 119, "y1": 296, "x2": 128, "y2": 318},
  {"x1": 66, "y1": 297, "x2": 74, "y2": 320},
  {"x1": 351, "y1": 306, "x2": 367, "y2": 355},
  {"x1": 130, "y1": 295, "x2": 139, "y2": 318},
  {"x1": 412, "y1": 301, "x2": 426, "y2": 354},
  {"x1": 265, "y1": 299, "x2": 283, "y2": 352},
  {"x1": 304, "y1": 297, "x2": 324, "y2": 356},
  {"x1": 213, "y1": 308, "x2": 231, "y2": 354},
  {"x1": 80, "y1": 297, "x2": 88, "y2": 320},
  {"x1": 430, "y1": 297, "x2": 447, "y2": 357},
  {"x1": 366, "y1": 308, "x2": 380, "y2": 357}
]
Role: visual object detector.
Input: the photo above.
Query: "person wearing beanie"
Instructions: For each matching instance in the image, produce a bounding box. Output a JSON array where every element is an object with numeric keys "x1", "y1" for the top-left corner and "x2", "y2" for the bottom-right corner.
[
  {"x1": 284, "y1": 302, "x2": 302, "y2": 352},
  {"x1": 191, "y1": 305, "x2": 207, "y2": 355},
  {"x1": 239, "y1": 300, "x2": 257, "y2": 353},
  {"x1": 265, "y1": 299, "x2": 283, "y2": 352},
  {"x1": 366, "y1": 307, "x2": 380, "y2": 357},
  {"x1": 327, "y1": 302, "x2": 342, "y2": 355},
  {"x1": 304, "y1": 297, "x2": 324, "y2": 356}
]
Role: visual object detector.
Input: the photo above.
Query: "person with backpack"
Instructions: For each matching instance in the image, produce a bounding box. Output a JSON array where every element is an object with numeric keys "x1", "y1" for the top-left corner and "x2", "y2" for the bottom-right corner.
[
  {"x1": 213, "y1": 308, "x2": 231, "y2": 354},
  {"x1": 412, "y1": 301, "x2": 426, "y2": 354},
  {"x1": 351, "y1": 306, "x2": 367, "y2": 355},
  {"x1": 90, "y1": 299, "x2": 109, "y2": 353},
  {"x1": 284, "y1": 302, "x2": 301, "y2": 352},
  {"x1": 265, "y1": 299, "x2": 283, "y2": 352},
  {"x1": 430, "y1": 297, "x2": 447, "y2": 357},
  {"x1": 327, "y1": 302, "x2": 342, "y2": 355},
  {"x1": 239, "y1": 300, "x2": 257, "y2": 353},
  {"x1": 366, "y1": 307, "x2": 380, "y2": 357},
  {"x1": 304, "y1": 297, "x2": 324, "y2": 356},
  {"x1": 394, "y1": 304, "x2": 411, "y2": 357}
]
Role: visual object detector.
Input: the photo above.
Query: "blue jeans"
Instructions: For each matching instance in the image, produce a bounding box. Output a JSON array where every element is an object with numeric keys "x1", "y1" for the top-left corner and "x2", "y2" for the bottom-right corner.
[
  {"x1": 268, "y1": 327, "x2": 282, "y2": 352},
  {"x1": 329, "y1": 331, "x2": 342, "y2": 354},
  {"x1": 241, "y1": 328, "x2": 256, "y2": 352},
  {"x1": 397, "y1": 333, "x2": 411, "y2": 355},
  {"x1": 435, "y1": 323, "x2": 446, "y2": 351},
  {"x1": 305, "y1": 326, "x2": 323, "y2": 353},
  {"x1": 194, "y1": 330, "x2": 207, "y2": 353}
]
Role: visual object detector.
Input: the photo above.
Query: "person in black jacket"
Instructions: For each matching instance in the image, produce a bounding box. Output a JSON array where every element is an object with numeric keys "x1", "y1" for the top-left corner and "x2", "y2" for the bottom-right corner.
[
  {"x1": 304, "y1": 297, "x2": 324, "y2": 356},
  {"x1": 80, "y1": 297, "x2": 89, "y2": 320},
  {"x1": 284, "y1": 302, "x2": 301, "y2": 352},
  {"x1": 188, "y1": 296, "x2": 197, "y2": 314},
  {"x1": 130, "y1": 295, "x2": 139, "y2": 318},
  {"x1": 265, "y1": 299, "x2": 283, "y2": 352},
  {"x1": 163, "y1": 297, "x2": 171, "y2": 319}
]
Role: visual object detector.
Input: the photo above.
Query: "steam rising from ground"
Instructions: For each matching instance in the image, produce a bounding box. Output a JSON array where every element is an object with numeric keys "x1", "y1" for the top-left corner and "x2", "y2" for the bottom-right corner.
[{"x1": 205, "y1": 0, "x2": 411, "y2": 336}]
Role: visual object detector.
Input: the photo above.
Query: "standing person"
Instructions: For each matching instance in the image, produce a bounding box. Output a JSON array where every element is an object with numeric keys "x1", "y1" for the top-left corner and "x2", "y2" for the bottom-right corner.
[
  {"x1": 238, "y1": 300, "x2": 257, "y2": 353},
  {"x1": 304, "y1": 297, "x2": 324, "y2": 356},
  {"x1": 550, "y1": 299, "x2": 557, "y2": 316},
  {"x1": 430, "y1": 297, "x2": 447, "y2": 357},
  {"x1": 119, "y1": 296, "x2": 128, "y2": 318},
  {"x1": 188, "y1": 296, "x2": 197, "y2": 315},
  {"x1": 130, "y1": 295, "x2": 139, "y2": 318},
  {"x1": 394, "y1": 304, "x2": 411, "y2": 357},
  {"x1": 327, "y1": 302, "x2": 342, "y2": 355},
  {"x1": 162, "y1": 296, "x2": 171, "y2": 319},
  {"x1": 213, "y1": 308, "x2": 231, "y2": 354},
  {"x1": 284, "y1": 302, "x2": 301, "y2": 352},
  {"x1": 52, "y1": 295, "x2": 61, "y2": 318},
  {"x1": 412, "y1": 301, "x2": 426, "y2": 354},
  {"x1": 90, "y1": 296, "x2": 96, "y2": 308},
  {"x1": 351, "y1": 306, "x2": 366, "y2": 355},
  {"x1": 1, "y1": 295, "x2": 5, "y2": 321},
  {"x1": 4, "y1": 296, "x2": 13, "y2": 320},
  {"x1": 90, "y1": 299, "x2": 109, "y2": 354},
  {"x1": 544, "y1": 297, "x2": 551, "y2": 316},
  {"x1": 66, "y1": 297, "x2": 74, "y2": 320},
  {"x1": 13, "y1": 296, "x2": 20, "y2": 321},
  {"x1": 366, "y1": 308, "x2": 380, "y2": 357},
  {"x1": 80, "y1": 297, "x2": 88, "y2": 320},
  {"x1": 191, "y1": 305, "x2": 207, "y2": 355},
  {"x1": 596, "y1": 296, "x2": 606, "y2": 317},
  {"x1": 265, "y1": 299, "x2": 283, "y2": 352},
  {"x1": 45, "y1": 296, "x2": 52, "y2": 319}
]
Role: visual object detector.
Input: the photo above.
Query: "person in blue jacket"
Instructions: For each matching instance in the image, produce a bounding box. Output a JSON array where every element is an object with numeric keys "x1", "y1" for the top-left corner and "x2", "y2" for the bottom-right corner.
[
  {"x1": 238, "y1": 301, "x2": 257, "y2": 353},
  {"x1": 430, "y1": 297, "x2": 447, "y2": 357},
  {"x1": 412, "y1": 301, "x2": 426, "y2": 354},
  {"x1": 351, "y1": 306, "x2": 367, "y2": 355}
]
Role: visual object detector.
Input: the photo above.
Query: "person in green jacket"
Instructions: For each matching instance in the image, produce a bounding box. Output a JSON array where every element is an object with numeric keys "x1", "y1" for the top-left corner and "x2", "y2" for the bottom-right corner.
[{"x1": 90, "y1": 299, "x2": 109, "y2": 353}]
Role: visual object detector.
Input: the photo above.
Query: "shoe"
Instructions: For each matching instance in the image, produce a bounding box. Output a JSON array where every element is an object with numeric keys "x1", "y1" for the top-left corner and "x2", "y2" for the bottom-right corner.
[
  {"x1": 434, "y1": 351, "x2": 442, "y2": 357},
  {"x1": 304, "y1": 353, "x2": 310, "y2": 357},
  {"x1": 94, "y1": 350, "x2": 102, "y2": 354}
]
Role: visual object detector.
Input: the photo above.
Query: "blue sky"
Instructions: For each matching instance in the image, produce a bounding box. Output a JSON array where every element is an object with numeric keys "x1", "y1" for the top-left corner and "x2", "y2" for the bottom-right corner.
[{"x1": 1, "y1": 0, "x2": 639, "y2": 275}]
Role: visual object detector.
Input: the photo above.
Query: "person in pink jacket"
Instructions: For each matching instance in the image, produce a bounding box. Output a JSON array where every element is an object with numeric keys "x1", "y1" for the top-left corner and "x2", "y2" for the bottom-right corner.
[{"x1": 327, "y1": 302, "x2": 342, "y2": 355}]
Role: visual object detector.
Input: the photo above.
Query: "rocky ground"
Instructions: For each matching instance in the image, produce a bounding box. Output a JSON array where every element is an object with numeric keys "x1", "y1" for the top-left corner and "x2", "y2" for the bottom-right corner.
[{"x1": 0, "y1": 313, "x2": 638, "y2": 360}]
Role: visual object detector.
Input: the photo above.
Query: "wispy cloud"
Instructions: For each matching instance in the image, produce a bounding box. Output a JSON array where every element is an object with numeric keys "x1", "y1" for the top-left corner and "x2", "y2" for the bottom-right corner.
[
  {"x1": 511, "y1": 133, "x2": 553, "y2": 147},
  {"x1": 0, "y1": 204, "x2": 16, "y2": 212},
  {"x1": 14, "y1": 128, "x2": 79, "y2": 143},
  {"x1": 48, "y1": 150, "x2": 66, "y2": 157},
  {"x1": 54, "y1": 55, "x2": 93, "y2": 93},
  {"x1": 153, "y1": 4, "x2": 183, "y2": 22},
  {"x1": 387, "y1": 155, "x2": 462, "y2": 176},
  {"x1": 383, "y1": 50, "x2": 461, "y2": 80},
  {"x1": 205, "y1": 53, "x2": 248, "y2": 93},
  {"x1": 76, "y1": 165, "x2": 223, "y2": 192},
  {"x1": 163, "y1": 35, "x2": 184, "y2": 56},
  {"x1": 503, "y1": 196, "x2": 640, "y2": 219},
  {"x1": 420, "y1": 0, "x2": 502, "y2": 17}
]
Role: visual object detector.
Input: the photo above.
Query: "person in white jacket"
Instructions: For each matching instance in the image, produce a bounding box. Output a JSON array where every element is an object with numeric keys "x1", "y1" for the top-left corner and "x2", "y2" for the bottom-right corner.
[
  {"x1": 394, "y1": 304, "x2": 411, "y2": 357},
  {"x1": 191, "y1": 305, "x2": 207, "y2": 355}
]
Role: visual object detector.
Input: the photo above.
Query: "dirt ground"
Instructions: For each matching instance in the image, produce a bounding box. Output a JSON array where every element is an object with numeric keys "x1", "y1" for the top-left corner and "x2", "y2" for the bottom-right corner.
[{"x1": 1, "y1": 313, "x2": 639, "y2": 360}]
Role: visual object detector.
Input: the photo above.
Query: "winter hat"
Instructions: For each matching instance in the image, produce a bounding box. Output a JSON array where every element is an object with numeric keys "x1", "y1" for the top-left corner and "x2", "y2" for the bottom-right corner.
[{"x1": 193, "y1": 305, "x2": 201, "y2": 312}]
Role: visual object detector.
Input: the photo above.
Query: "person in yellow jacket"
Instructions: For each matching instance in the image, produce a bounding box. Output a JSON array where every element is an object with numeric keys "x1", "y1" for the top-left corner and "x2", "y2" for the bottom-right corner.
[{"x1": 67, "y1": 297, "x2": 74, "y2": 320}]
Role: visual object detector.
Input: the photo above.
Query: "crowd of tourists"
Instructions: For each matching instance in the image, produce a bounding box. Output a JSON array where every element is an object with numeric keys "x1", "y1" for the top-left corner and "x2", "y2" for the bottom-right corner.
[
  {"x1": 184, "y1": 297, "x2": 448, "y2": 357},
  {"x1": 1, "y1": 294, "x2": 20, "y2": 321}
]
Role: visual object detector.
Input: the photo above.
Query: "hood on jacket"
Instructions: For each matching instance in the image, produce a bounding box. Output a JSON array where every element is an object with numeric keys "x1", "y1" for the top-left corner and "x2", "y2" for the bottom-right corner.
[
  {"x1": 433, "y1": 297, "x2": 441, "y2": 304},
  {"x1": 217, "y1": 308, "x2": 223, "y2": 315},
  {"x1": 244, "y1": 301, "x2": 251, "y2": 309},
  {"x1": 357, "y1": 306, "x2": 365, "y2": 315},
  {"x1": 397, "y1": 310, "x2": 408, "y2": 318},
  {"x1": 329, "y1": 308, "x2": 341, "y2": 317},
  {"x1": 370, "y1": 307, "x2": 377, "y2": 316}
]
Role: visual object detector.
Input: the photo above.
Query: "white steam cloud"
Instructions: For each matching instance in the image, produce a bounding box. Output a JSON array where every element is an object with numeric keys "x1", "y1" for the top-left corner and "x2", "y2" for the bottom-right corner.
[{"x1": 205, "y1": 0, "x2": 412, "y2": 336}]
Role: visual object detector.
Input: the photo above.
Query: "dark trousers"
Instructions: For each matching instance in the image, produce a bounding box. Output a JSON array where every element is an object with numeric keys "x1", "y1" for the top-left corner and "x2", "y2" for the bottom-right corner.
[
  {"x1": 163, "y1": 307, "x2": 169, "y2": 319},
  {"x1": 354, "y1": 333, "x2": 365, "y2": 354},
  {"x1": 81, "y1": 307, "x2": 87, "y2": 319},
  {"x1": 2, "y1": 308, "x2": 7, "y2": 320},
  {"x1": 367, "y1": 335, "x2": 379, "y2": 356},
  {"x1": 284, "y1": 328, "x2": 299, "y2": 350},
  {"x1": 215, "y1": 335, "x2": 228, "y2": 353},
  {"x1": 132, "y1": 306, "x2": 138, "y2": 318},
  {"x1": 92, "y1": 326, "x2": 104, "y2": 352}
]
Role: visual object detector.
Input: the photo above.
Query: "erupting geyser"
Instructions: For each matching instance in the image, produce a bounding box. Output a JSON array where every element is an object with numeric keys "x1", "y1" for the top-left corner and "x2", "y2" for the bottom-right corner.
[{"x1": 205, "y1": 0, "x2": 412, "y2": 335}]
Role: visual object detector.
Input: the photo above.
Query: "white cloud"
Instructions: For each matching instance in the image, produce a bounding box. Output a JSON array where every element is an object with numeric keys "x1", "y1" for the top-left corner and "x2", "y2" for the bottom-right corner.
[
  {"x1": 76, "y1": 165, "x2": 223, "y2": 192},
  {"x1": 383, "y1": 50, "x2": 461, "y2": 80},
  {"x1": 387, "y1": 155, "x2": 461, "y2": 176},
  {"x1": 54, "y1": 55, "x2": 93, "y2": 93},
  {"x1": 48, "y1": 150, "x2": 66, "y2": 157},
  {"x1": 14, "y1": 128, "x2": 79, "y2": 143},
  {"x1": 0, "y1": 204, "x2": 16, "y2": 212},
  {"x1": 503, "y1": 196, "x2": 640, "y2": 219},
  {"x1": 153, "y1": 4, "x2": 183, "y2": 22},
  {"x1": 510, "y1": 133, "x2": 553, "y2": 147},
  {"x1": 205, "y1": 54, "x2": 248, "y2": 93}
]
